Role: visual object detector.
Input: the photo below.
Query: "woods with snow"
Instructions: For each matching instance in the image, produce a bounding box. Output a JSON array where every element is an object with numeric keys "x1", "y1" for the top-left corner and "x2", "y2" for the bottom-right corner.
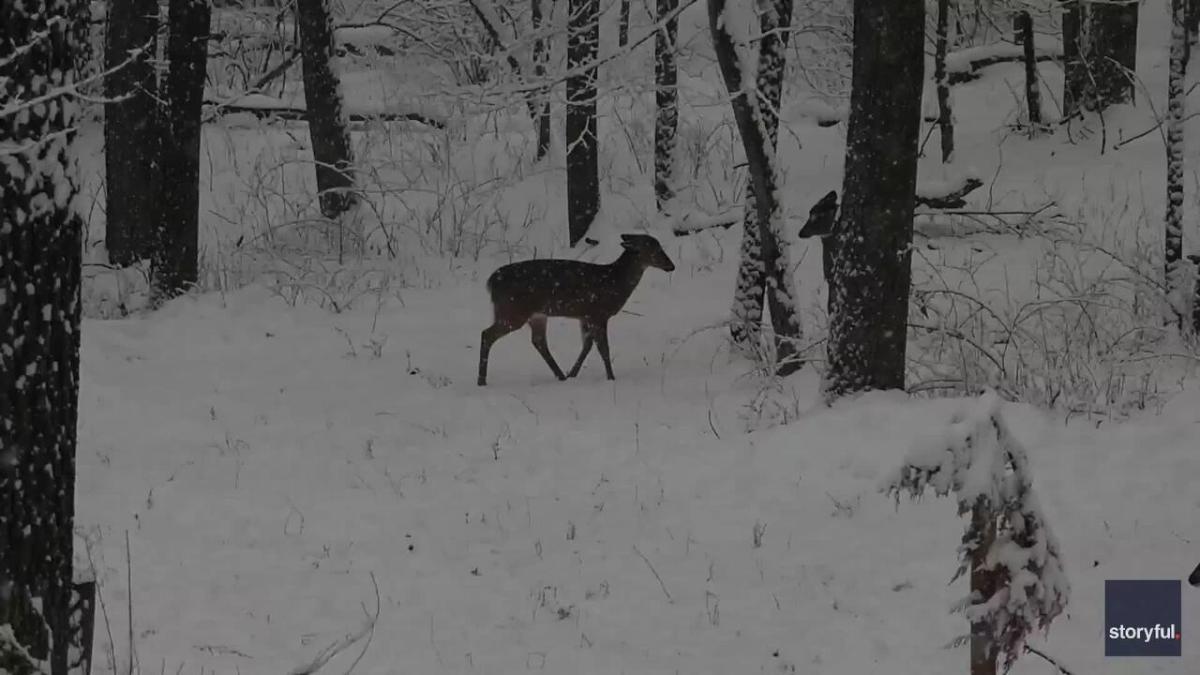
[{"x1": 5, "y1": 0, "x2": 1200, "y2": 673}]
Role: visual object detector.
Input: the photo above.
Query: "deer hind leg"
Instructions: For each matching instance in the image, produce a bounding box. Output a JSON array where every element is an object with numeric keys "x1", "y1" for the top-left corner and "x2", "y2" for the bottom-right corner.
[
  {"x1": 567, "y1": 319, "x2": 596, "y2": 378},
  {"x1": 593, "y1": 319, "x2": 615, "y2": 380},
  {"x1": 528, "y1": 314, "x2": 567, "y2": 381},
  {"x1": 478, "y1": 314, "x2": 524, "y2": 386}
]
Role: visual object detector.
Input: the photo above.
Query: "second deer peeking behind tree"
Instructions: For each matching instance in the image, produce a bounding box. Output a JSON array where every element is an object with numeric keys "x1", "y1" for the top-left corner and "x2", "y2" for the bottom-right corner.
[{"x1": 478, "y1": 234, "x2": 676, "y2": 386}]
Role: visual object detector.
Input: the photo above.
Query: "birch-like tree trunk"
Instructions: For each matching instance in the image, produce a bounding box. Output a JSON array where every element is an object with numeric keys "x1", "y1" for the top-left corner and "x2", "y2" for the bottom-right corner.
[
  {"x1": 154, "y1": 0, "x2": 210, "y2": 298},
  {"x1": 727, "y1": 0, "x2": 803, "y2": 375},
  {"x1": 567, "y1": 0, "x2": 600, "y2": 245},
  {"x1": 654, "y1": 0, "x2": 679, "y2": 211},
  {"x1": 824, "y1": 0, "x2": 924, "y2": 399},
  {"x1": 1166, "y1": 0, "x2": 1188, "y2": 326},
  {"x1": 0, "y1": 0, "x2": 88, "y2": 670},
  {"x1": 297, "y1": 0, "x2": 358, "y2": 229},
  {"x1": 104, "y1": 0, "x2": 161, "y2": 265}
]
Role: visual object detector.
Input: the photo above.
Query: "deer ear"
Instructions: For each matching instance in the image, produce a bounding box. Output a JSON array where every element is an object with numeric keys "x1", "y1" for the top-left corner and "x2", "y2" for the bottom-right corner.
[{"x1": 620, "y1": 234, "x2": 635, "y2": 241}]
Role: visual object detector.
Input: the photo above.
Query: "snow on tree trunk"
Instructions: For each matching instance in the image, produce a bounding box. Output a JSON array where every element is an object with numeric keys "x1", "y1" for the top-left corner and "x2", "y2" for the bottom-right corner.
[
  {"x1": 883, "y1": 392, "x2": 1070, "y2": 674},
  {"x1": 104, "y1": 0, "x2": 161, "y2": 266},
  {"x1": 654, "y1": 0, "x2": 679, "y2": 212},
  {"x1": 823, "y1": 0, "x2": 923, "y2": 399},
  {"x1": 0, "y1": 0, "x2": 89, "y2": 670},
  {"x1": 154, "y1": 0, "x2": 210, "y2": 299},
  {"x1": 567, "y1": 0, "x2": 600, "y2": 246},
  {"x1": 725, "y1": 0, "x2": 804, "y2": 374},
  {"x1": 532, "y1": 0, "x2": 552, "y2": 160},
  {"x1": 297, "y1": 0, "x2": 358, "y2": 239},
  {"x1": 934, "y1": 0, "x2": 954, "y2": 162},
  {"x1": 1167, "y1": 0, "x2": 1188, "y2": 327}
]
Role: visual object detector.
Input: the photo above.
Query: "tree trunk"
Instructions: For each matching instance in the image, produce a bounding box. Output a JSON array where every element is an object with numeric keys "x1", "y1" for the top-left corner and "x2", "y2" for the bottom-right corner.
[
  {"x1": 1061, "y1": 0, "x2": 1086, "y2": 117},
  {"x1": 824, "y1": 0, "x2": 924, "y2": 399},
  {"x1": 531, "y1": 0, "x2": 552, "y2": 160},
  {"x1": 567, "y1": 0, "x2": 600, "y2": 246},
  {"x1": 654, "y1": 0, "x2": 679, "y2": 210},
  {"x1": 1167, "y1": 0, "x2": 1187, "y2": 328},
  {"x1": 1017, "y1": 11, "x2": 1042, "y2": 128},
  {"x1": 104, "y1": 0, "x2": 161, "y2": 266},
  {"x1": 154, "y1": 0, "x2": 210, "y2": 299},
  {"x1": 934, "y1": 0, "x2": 954, "y2": 162},
  {"x1": 710, "y1": 0, "x2": 803, "y2": 374},
  {"x1": 969, "y1": 500, "x2": 1000, "y2": 675},
  {"x1": 727, "y1": 0, "x2": 803, "y2": 372},
  {"x1": 0, "y1": 0, "x2": 88, "y2": 671},
  {"x1": 296, "y1": 0, "x2": 357, "y2": 223},
  {"x1": 1088, "y1": 0, "x2": 1138, "y2": 109},
  {"x1": 618, "y1": 0, "x2": 631, "y2": 47}
]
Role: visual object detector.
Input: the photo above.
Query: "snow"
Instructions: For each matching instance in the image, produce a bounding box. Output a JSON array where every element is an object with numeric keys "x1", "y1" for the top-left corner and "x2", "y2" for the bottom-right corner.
[{"x1": 64, "y1": 1, "x2": 1200, "y2": 674}]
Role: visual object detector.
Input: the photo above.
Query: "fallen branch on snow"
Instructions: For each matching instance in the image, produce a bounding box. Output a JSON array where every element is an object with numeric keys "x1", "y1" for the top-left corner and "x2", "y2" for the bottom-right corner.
[
  {"x1": 915, "y1": 176, "x2": 984, "y2": 209},
  {"x1": 287, "y1": 573, "x2": 380, "y2": 675},
  {"x1": 203, "y1": 97, "x2": 446, "y2": 128}
]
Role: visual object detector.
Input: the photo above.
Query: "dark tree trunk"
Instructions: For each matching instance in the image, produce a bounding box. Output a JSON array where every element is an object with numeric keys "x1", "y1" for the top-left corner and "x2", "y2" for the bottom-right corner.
[
  {"x1": 567, "y1": 0, "x2": 600, "y2": 246},
  {"x1": 654, "y1": 0, "x2": 678, "y2": 210},
  {"x1": 934, "y1": 0, "x2": 954, "y2": 162},
  {"x1": 154, "y1": 0, "x2": 210, "y2": 299},
  {"x1": 104, "y1": 0, "x2": 162, "y2": 266},
  {"x1": 727, "y1": 0, "x2": 803, "y2": 371},
  {"x1": 1062, "y1": 0, "x2": 1139, "y2": 115},
  {"x1": 296, "y1": 0, "x2": 357, "y2": 220},
  {"x1": 1061, "y1": 0, "x2": 1086, "y2": 117},
  {"x1": 1088, "y1": 0, "x2": 1138, "y2": 109},
  {"x1": 618, "y1": 0, "x2": 631, "y2": 47},
  {"x1": 0, "y1": 0, "x2": 88, "y2": 671},
  {"x1": 824, "y1": 0, "x2": 924, "y2": 399},
  {"x1": 710, "y1": 0, "x2": 803, "y2": 374},
  {"x1": 1017, "y1": 11, "x2": 1042, "y2": 127},
  {"x1": 1167, "y1": 0, "x2": 1187, "y2": 327},
  {"x1": 532, "y1": 0, "x2": 551, "y2": 160}
]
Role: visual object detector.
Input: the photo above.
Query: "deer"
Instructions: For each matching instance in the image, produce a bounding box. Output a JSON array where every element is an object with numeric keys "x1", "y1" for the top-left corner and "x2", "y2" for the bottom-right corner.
[{"x1": 477, "y1": 233, "x2": 676, "y2": 386}]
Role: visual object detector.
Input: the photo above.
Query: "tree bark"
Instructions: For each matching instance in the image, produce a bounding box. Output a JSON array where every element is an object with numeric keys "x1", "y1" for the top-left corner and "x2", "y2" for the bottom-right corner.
[
  {"x1": 531, "y1": 0, "x2": 552, "y2": 159},
  {"x1": 296, "y1": 0, "x2": 357, "y2": 221},
  {"x1": 104, "y1": 0, "x2": 162, "y2": 266},
  {"x1": 1167, "y1": 0, "x2": 1187, "y2": 327},
  {"x1": 654, "y1": 0, "x2": 679, "y2": 210},
  {"x1": 934, "y1": 0, "x2": 954, "y2": 162},
  {"x1": 567, "y1": 0, "x2": 600, "y2": 246},
  {"x1": 1088, "y1": 0, "x2": 1138, "y2": 109},
  {"x1": 711, "y1": 0, "x2": 803, "y2": 374},
  {"x1": 618, "y1": 0, "x2": 631, "y2": 47},
  {"x1": 970, "y1": 500, "x2": 1000, "y2": 675},
  {"x1": 154, "y1": 0, "x2": 210, "y2": 299},
  {"x1": 824, "y1": 0, "x2": 924, "y2": 399},
  {"x1": 1061, "y1": 0, "x2": 1086, "y2": 117},
  {"x1": 0, "y1": 0, "x2": 88, "y2": 671},
  {"x1": 1017, "y1": 11, "x2": 1042, "y2": 128},
  {"x1": 728, "y1": 0, "x2": 802, "y2": 370}
]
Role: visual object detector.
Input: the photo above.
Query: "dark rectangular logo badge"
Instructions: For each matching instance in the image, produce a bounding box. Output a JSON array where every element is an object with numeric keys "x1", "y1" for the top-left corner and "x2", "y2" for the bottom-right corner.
[{"x1": 1105, "y1": 580, "x2": 1181, "y2": 657}]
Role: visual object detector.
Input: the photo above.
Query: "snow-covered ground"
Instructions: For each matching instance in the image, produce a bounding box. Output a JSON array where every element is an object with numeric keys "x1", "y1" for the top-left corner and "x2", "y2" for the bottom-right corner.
[{"x1": 76, "y1": 1, "x2": 1200, "y2": 674}]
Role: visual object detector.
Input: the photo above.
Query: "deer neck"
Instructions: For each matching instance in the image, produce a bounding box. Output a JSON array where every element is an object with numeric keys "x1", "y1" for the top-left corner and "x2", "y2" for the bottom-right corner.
[{"x1": 609, "y1": 250, "x2": 648, "y2": 301}]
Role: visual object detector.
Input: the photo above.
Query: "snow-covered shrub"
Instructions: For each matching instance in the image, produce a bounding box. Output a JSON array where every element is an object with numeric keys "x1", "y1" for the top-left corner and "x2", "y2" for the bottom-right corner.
[{"x1": 882, "y1": 391, "x2": 1069, "y2": 671}]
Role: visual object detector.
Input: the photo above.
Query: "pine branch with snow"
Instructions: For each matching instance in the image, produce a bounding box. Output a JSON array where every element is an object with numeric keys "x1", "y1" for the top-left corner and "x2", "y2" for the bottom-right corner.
[{"x1": 882, "y1": 391, "x2": 1070, "y2": 670}]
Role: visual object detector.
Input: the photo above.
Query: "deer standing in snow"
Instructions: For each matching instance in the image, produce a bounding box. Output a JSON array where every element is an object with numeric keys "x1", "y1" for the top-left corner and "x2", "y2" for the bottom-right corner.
[{"x1": 477, "y1": 234, "x2": 676, "y2": 386}]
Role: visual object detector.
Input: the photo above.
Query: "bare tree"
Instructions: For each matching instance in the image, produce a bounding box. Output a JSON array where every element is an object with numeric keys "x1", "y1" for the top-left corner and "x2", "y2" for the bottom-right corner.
[
  {"x1": 567, "y1": 0, "x2": 601, "y2": 245},
  {"x1": 154, "y1": 0, "x2": 211, "y2": 298},
  {"x1": 711, "y1": 0, "x2": 804, "y2": 374},
  {"x1": 1, "y1": 0, "x2": 89, "y2": 671},
  {"x1": 297, "y1": 0, "x2": 358, "y2": 222},
  {"x1": 1166, "y1": 0, "x2": 1188, "y2": 327},
  {"x1": 934, "y1": 0, "x2": 954, "y2": 162},
  {"x1": 654, "y1": 0, "x2": 679, "y2": 210},
  {"x1": 104, "y1": 0, "x2": 161, "y2": 265},
  {"x1": 824, "y1": 0, "x2": 924, "y2": 399}
]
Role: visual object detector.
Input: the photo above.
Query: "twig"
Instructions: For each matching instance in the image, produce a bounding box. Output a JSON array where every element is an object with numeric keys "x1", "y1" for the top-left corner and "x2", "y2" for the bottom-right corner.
[
  {"x1": 126, "y1": 530, "x2": 135, "y2": 675},
  {"x1": 632, "y1": 545, "x2": 673, "y2": 603},
  {"x1": 288, "y1": 577, "x2": 379, "y2": 675},
  {"x1": 1023, "y1": 645, "x2": 1075, "y2": 675}
]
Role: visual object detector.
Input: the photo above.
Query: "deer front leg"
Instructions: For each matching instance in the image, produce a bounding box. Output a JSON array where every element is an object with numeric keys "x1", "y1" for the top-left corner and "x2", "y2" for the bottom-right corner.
[
  {"x1": 594, "y1": 319, "x2": 615, "y2": 381},
  {"x1": 568, "y1": 319, "x2": 595, "y2": 378}
]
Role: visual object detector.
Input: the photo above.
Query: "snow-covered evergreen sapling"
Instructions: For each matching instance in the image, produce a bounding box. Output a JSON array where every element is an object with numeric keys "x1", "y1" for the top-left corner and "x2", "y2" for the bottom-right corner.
[{"x1": 881, "y1": 391, "x2": 1069, "y2": 671}]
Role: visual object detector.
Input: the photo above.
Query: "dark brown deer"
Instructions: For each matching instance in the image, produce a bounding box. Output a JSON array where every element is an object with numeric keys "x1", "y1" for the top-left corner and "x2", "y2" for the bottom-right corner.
[{"x1": 478, "y1": 234, "x2": 676, "y2": 385}]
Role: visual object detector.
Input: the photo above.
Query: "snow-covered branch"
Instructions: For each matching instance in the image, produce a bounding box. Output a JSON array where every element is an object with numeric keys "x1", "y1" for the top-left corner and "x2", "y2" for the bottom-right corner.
[{"x1": 882, "y1": 391, "x2": 1070, "y2": 671}]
